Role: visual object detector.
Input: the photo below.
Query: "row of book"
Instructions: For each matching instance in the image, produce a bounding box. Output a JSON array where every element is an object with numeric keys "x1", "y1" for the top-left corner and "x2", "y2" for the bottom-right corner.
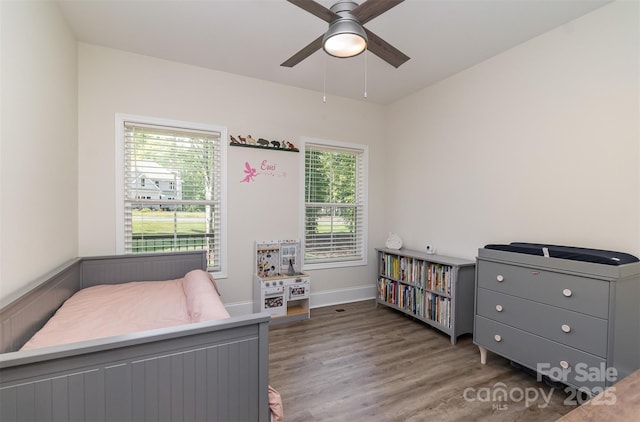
[
  {"x1": 378, "y1": 253, "x2": 454, "y2": 295},
  {"x1": 377, "y1": 278, "x2": 452, "y2": 328}
]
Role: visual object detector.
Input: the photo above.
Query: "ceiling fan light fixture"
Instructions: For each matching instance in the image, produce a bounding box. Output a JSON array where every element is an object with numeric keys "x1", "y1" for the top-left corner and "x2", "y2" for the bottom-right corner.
[{"x1": 322, "y1": 18, "x2": 368, "y2": 58}]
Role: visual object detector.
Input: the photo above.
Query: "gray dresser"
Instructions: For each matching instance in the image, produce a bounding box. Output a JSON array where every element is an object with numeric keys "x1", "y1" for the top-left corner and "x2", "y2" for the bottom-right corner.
[{"x1": 474, "y1": 247, "x2": 640, "y2": 393}]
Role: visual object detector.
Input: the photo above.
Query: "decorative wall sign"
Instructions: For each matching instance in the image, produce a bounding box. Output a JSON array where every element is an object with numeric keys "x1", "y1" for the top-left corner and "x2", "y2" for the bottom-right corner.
[
  {"x1": 240, "y1": 159, "x2": 287, "y2": 183},
  {"x1": 230, "y1": 135, "x2": 299, "y2": 152}
]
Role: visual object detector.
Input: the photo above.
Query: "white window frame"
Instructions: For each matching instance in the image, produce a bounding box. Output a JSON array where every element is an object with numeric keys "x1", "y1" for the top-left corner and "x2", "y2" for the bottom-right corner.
[
  {"x1": 300, "y1": 137, "x2": 368, "y2": 270},
  {"x1": 115, "y1": 113, "x2": 228, "y2": 278}
]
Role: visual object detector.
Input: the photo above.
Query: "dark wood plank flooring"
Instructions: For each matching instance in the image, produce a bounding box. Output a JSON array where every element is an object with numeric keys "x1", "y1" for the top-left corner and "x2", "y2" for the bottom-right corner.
[{"x1": 269, "y1": 300, "x2": 581, "y2": 422}]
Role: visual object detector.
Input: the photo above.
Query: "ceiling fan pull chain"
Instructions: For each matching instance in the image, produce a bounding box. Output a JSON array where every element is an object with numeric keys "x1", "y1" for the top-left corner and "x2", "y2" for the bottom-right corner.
[
  {"x1": 364, "y1": 49, "x2": 368, "y2": 99},
  {"x1": 323, "y1": 55, "x2": 327, "y2": 103}
]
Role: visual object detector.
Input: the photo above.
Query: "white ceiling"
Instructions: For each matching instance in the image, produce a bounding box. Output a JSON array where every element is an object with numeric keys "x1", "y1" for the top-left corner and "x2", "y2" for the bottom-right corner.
[{"x1": 57, "y1": 0, "x2": 611, "y2": 105}]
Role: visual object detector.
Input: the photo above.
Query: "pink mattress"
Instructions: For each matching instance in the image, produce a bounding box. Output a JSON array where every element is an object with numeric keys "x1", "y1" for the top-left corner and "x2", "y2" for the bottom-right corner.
[{"x1": 21, "y1": 269, "x2": 230, "y2": 351}]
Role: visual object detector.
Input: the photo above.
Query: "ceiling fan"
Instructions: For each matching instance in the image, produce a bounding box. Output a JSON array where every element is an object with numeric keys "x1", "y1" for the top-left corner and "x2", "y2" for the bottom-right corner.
[{"x1": 281, "y1": 0, "x2": 410, "y2": 68}]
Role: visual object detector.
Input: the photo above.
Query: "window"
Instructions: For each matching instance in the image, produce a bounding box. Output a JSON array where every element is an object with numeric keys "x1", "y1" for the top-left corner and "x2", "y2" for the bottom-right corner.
[
  {"x1": 302, "y1": 139, "x2": 367, "y2": 268},
  {"x1": 116, "y1": 115, "x2": 227, "y2": 276}
]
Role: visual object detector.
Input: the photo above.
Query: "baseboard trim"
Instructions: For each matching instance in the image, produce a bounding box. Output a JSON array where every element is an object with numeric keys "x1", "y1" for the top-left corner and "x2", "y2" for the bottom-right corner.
[
  {"x1": 309, "y1": 284, "x2": 376, "y2": 308},
  {"x1": 225, "y1": 284, "x2": 376, "y2": 317}
]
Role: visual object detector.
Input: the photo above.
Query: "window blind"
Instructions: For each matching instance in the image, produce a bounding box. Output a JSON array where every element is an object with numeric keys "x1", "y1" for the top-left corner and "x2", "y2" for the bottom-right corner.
[
  {"x1": 123, "y1": 121, "x2": 222, "y2": 271},
  {"x1": 304, "y1": 143, "x2": 366, "y2": 265}
]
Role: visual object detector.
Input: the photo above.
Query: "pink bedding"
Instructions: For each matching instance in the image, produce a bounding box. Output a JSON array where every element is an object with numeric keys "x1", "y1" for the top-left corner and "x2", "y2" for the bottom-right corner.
[{"x1": 21, "y1": 269, "x2": 230, "y2": 351}]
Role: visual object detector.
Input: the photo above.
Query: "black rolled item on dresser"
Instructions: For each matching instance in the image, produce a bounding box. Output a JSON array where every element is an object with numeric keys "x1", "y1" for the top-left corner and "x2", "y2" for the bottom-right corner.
[{"x1": 484, "y1": 242, "x2": 639, "y2": 265}]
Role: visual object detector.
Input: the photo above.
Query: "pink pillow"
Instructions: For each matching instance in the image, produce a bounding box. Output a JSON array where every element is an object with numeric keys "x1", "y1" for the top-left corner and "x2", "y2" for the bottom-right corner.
[{"x1": 182, "y1": 269, "x2": 230, "y2": 322}]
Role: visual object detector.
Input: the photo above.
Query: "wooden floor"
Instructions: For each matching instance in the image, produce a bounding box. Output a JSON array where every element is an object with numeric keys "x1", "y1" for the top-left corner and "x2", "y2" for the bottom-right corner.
[{"x1": 269, "y1": 300, "x2": 580, "y2": 422}]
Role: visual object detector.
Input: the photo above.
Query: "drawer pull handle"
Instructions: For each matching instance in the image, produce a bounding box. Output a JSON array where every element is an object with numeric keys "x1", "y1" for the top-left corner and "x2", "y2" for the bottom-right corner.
[
  {"x1": 562, "y1": 288, "x2": 572, "y2": 297},
  {"x1": 494, "y1": 334, "x2": 502, "y2": 342},
  {"x1": 495, "y1": 305, "x2": 503, "y2": 312},
  {"x1": 496, "y1": 275, "x2": 504, "y2": 282},
  {"x1": 561, "y1": 324, "x2": 571, "y2": 333},
  {"x1": 560, "y1": 360, "x2": 570, "y2": 369}
]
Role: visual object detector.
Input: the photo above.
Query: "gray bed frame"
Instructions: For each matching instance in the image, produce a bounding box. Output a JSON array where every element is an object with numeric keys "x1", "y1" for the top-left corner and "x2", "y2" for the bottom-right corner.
[{"x1": 0, "y1": 251, "x2": 271, "y2": 422}]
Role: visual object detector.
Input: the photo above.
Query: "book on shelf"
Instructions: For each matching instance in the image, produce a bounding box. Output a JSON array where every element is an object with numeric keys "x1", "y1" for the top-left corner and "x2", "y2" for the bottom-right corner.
[
  {"x1": 378, "y1": 251, "x2": 457, "y2": 327},
  {"x1": 380, "y1": 252, "x2": 454, "y2": 291}
]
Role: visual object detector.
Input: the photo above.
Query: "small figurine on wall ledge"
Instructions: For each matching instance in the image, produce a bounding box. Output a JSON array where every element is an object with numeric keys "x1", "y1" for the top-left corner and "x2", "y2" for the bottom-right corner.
[
  {"x1": 230, "y1": 135, "x2": 299, "y2": 152},
  {"x1": 284, "y1": 141, "x2": 299, "y2": 152}
]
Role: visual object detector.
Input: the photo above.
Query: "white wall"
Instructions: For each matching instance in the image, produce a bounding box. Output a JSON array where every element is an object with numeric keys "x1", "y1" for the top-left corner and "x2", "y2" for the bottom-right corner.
[
  {"x1": 3, "y1": 1, "x2": 637, "y2": 308},
  {"x1": 0, "y1": 1, "x2": 78, "y2": 302},
  {"x1": 386, "y1": 1, "x2": 639, "y2": 261},
  {"x1": 77, "y1": 44, "x2": 388, "y2": 307}
]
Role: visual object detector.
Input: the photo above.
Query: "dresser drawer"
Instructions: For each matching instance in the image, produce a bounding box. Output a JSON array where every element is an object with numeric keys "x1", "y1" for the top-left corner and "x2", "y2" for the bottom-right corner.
[
  {"x1": 477, "y1": 260, "x2": 610, "y2": 318},
  {"x1": 476, "y1": 288, "x2": 608, "y2": 357},
  {"x1": 475, "y1": 316, "x2": 607, "y2": 390}
]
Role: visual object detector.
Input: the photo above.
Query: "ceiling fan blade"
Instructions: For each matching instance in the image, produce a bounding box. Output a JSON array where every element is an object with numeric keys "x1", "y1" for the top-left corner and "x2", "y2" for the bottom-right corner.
[
  {"x1": 352, "y1": 0, "x2": 405, "y2": 25},
  {"x1": 281, "y1": 34, "x2": 324, "y2": 67},
  {"x1": 286, "y1": 0, "x2": 340, "y2": 23},
  {"x1": 364, "y1": 28, "x2": 410, "y2": 68}
]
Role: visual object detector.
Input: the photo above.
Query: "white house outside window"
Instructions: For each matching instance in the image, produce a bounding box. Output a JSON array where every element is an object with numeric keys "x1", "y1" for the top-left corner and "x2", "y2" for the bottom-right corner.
[
  {"x1": 116, "y1": 115, "x2": 227, "y2": 276},
  {"x1": 302, "y1": 139, "x2": 368, "y2": 269}
]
